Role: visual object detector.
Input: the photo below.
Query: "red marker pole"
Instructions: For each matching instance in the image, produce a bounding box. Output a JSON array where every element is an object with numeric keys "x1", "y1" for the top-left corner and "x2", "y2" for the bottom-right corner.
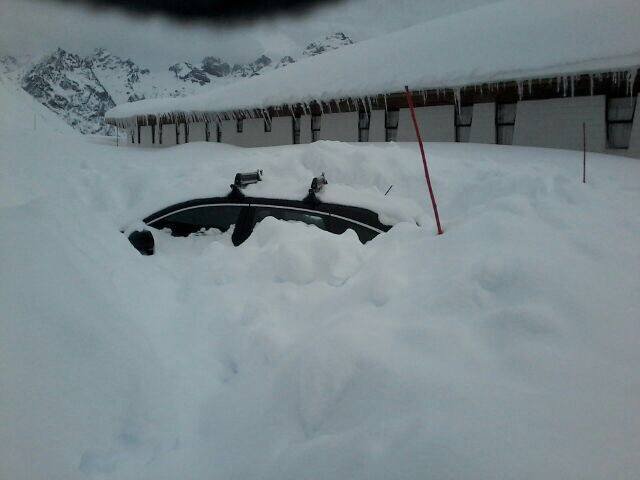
[{"x1": 404, "y1": 85, "x2": 443, "y2": 235}]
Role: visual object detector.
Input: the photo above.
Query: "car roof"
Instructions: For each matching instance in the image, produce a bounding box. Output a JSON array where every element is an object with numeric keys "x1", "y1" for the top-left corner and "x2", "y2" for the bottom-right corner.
[{"x1": 143, "y1": 196, "x2": 391, "y2": 232}]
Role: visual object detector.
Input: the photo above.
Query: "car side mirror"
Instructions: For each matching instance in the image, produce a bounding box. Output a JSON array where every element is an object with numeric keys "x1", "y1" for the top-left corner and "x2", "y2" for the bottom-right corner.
[{"x1": 128, "y1": 229, "x2": 155, "y2": 255}]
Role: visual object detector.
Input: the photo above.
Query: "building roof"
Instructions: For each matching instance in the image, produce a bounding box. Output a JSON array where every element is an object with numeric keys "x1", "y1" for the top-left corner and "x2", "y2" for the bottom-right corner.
[{"x1": 105, "y1": 0, "x2": 640, "y2": 124}]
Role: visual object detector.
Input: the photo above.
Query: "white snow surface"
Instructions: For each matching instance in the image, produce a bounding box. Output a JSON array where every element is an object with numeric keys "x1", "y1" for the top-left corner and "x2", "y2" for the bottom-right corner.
[
  {"x1": 106, "y1": 0, "x2": 640, "y2": 121},
  {"x1": 3, "y1": 71, "x2": 640, "y2": 480}
]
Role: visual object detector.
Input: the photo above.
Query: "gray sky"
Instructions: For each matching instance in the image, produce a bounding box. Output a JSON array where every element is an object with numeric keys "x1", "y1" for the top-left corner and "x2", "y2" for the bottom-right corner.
[{"x1": 0, "y1": 0, "x2": 497, "y2": 69}]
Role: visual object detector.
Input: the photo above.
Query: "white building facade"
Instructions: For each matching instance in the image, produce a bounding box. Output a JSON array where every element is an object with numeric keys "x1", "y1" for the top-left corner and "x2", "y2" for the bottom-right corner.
[{"x1": 122, "y1": 89, "x2": 640, "y2": 159}]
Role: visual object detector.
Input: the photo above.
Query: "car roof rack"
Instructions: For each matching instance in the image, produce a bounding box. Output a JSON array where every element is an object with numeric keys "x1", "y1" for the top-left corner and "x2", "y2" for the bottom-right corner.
[
  {"x1": 303, "y1": 173, "x2": 327, "y2": 205},
  {"x1": 229, "y1": 169, "x2": 263, "y2": 198},
  {"x1": 227, "y1": 170, "x2": 328, "y2": 205}
]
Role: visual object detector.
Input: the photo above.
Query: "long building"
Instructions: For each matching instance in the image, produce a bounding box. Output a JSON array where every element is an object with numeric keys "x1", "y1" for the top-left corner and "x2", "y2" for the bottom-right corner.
[{"x1": 105, "y1": 0, "x2": 640, "y2": 158}]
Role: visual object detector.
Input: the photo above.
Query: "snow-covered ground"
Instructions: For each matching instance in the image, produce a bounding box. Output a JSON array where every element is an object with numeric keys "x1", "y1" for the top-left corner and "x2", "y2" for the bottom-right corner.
[{"x1": 1, "y1": 75, "x2": 640, "y2": 480}]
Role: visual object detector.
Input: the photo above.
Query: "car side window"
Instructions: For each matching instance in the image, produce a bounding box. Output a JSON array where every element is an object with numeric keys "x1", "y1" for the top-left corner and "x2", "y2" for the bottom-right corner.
[
  {"x1": 327, "y1": 216, "x2": 379, "y2": 243},
  {"x1": 150, "y1": 205, "x2": 243, "y2": 237},
  {"x1": 253, "y1": 206, "x2": 329, "y2": 231}
]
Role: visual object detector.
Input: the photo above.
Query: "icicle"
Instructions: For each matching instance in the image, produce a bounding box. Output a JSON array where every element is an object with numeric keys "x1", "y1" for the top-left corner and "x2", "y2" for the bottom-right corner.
[
  {"x1": 453, "y1": 88, "x2": 461, "y2": 115},
  {"x1": 628, "y1": 69, "x2": 637, "y2": 96},
  {"x1": 571, "y1": 75, "x2": 575, "y2": 97},
  {"x1": 366, "y1": 96, "x2": 374, "y2": 115},
  {"x1": 383, "y1": 94, "x2": 388, "y2": 112},
  {"x1": 421, "y1": 90, "x2": 427, "y2": 104},
  {"x1": 516, "y1": 81, "x2": 523, "y2": 100},
  {"x1": 589, "y1": 74, "x2": 594, "y2": 96}
]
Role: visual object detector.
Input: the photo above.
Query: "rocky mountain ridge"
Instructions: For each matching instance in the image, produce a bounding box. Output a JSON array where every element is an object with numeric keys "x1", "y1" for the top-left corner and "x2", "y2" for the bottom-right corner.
[{"x1": 0, "y1": 32, "x2": 355, "y2": 135}]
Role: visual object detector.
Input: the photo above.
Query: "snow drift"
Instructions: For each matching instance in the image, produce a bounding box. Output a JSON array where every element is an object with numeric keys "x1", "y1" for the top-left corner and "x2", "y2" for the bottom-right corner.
[{"x1": 2, "y1": 71, "x2": 640, "y2": 480}]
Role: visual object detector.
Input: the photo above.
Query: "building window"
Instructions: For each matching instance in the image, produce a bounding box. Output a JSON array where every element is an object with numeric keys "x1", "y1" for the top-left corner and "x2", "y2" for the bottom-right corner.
[
  {"x1": 311, "y1": 114, "x2": 321, "y2": 142},
  {"x1": 607, "y1": 97, "x2": 636, "y2": 149},
  {"x1": 455, "y1": 106, "x2": 473, "y2": 142},
  {"x1": 236, "y1": 118, "x2": 243, "y2": 133},
  {"x1": 385, "y1": 109, "x2": 399, "y2": 142},
  {"x1": 264, "y1": 116, "x2": 272, "y2": 133},
  {"x1": 293, "y1": 115, "x2": 301, "y2": 144},
  {"x1": 358, "y1": 110, "x2": 370, "y2": 142},
  {"x1": 496, "y1": 103, "x2": 516, "y2": 145}
]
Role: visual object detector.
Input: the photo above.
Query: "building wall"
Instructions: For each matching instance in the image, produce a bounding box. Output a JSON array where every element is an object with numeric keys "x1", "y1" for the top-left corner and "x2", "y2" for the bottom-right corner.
[
  {"x1": 513, "y1": 96, "x2": 607, "y2": 152},
  {"x1": 119, "y1": 95, "x2": 640, "y2": 159},
  {"x1": 318, "y1": 112, "x2": 359, "y2": 142},
  {"x1": 469, "y1": 103, "x2": 496, "y2": 144},
  {"x1": 235, "y1": 118, "x2": 265, "y2": 147},
  {"x1": 269, "y1": 117, "x2": 294, "y2": 146},
  {"x1": 627, "y1": 95, "x2": 640, "y2": 158},
  {"x1": 139, "y1": 125, "x2": 154, "y2": 147},
  {"x1": 218, "y1": 117, "x2": 294, "y2": 147},
  {"x1": 369, "y1": 110, "x2": 386, "y2": 142},
  {"x1": 242, "y1": 117, "x2": 293, "y2": 147},
  {"x1": 220, "y1": 119, "x2": 239, "y2": 145},
  {"x1": 160, "y1": 123, "x2": 177, "y2": 146},
  {"x1": 299, "y1": 115, "x2": 312, "y2": 144},
  {"x1": 396, "y1": 105, "x2": 455, "y2": 142},
  {"x1": 189, "y1": 122, "x2": 207, "y2": 142},
  {"x1": 175, "y1": 123, "x2": 187, "y2": 144}
]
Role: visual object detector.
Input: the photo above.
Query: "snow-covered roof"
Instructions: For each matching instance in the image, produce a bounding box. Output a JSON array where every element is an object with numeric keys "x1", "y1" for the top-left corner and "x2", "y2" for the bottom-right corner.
[{"x1": 106, "y1": 0, "x2": 640, "y2": 122}]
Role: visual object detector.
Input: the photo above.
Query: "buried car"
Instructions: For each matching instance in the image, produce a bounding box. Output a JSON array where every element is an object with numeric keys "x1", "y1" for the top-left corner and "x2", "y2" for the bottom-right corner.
[{"x1": 126, "y1": 172, "x2": 392, "y2": 255}]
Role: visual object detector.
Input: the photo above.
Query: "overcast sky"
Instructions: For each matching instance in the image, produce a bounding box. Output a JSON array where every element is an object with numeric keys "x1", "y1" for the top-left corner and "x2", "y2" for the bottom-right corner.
[{"x1": 0, "y1": 0, "x2": 497, "y2": 69}]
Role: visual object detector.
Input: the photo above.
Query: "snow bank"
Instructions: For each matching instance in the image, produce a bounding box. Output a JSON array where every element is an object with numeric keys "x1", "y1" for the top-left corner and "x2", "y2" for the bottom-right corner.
[
  {"x1": 106, "y1": 0, "x2": 640, "y2": 121},
  {"x1": 3, "y1": 76, "x2": 640, "y2": 480}
]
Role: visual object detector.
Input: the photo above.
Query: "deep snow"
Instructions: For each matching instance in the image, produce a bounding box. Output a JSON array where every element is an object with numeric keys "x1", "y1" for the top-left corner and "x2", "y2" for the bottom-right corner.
[{"x1": 2, "y1": 76, "x2": 640, "y2": 480}]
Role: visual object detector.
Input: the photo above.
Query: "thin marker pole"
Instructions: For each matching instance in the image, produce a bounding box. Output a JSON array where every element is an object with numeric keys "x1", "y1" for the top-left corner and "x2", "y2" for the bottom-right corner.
[
  {"x1": 582, "y1": 122, "x2": 586, "y2": 184},
  {"x1": 404, "y1": 85, "x2": 443, "y2": 235}
]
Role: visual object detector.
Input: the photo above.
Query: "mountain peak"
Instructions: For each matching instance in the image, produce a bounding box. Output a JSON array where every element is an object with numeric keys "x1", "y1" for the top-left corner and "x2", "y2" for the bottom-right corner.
[
  {"x1": 202, "y1": 56, "x2": 231, "y2": 77},
  {"x1": 9, "y1": 31, "x2": 356, "y2": 136},
  {"x1": 169, "y1": 62, "x2": 210, "y2": 85},
  {"x1": 302, "y1": 32, "x2": 354, "y2": 57}
]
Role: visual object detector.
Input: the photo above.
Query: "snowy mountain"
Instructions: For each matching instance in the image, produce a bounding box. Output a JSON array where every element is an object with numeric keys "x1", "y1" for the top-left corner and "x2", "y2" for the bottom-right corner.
[
  {"x1": 168, "y1": 62, "x2": 211, "y2": 85},
  {"x1": 21, "y1": 48, "x2": 115, "y2": 135},
  {"x1": 302, "y1": 32, "x2": 354, "y2": 57},
  {"x1": 0, "y1": 54, "x2": 33, "y2": 75},
  {"x1": 88, "y1": 47, "x2": 150, "y2": 103},
  {"x1": 5, "y1": 33, "x2": 355, "y2": 135}
]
